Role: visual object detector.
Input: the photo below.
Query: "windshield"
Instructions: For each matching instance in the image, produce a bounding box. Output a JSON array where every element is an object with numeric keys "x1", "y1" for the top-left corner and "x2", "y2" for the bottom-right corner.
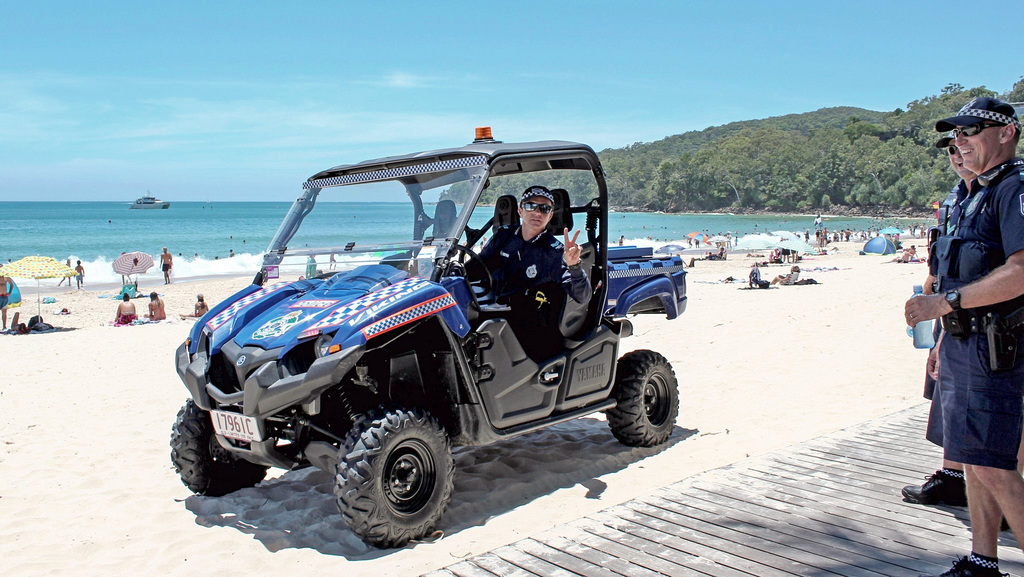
[{"x1": 261, "y1": 162, "x2": 489, "y2": 282}]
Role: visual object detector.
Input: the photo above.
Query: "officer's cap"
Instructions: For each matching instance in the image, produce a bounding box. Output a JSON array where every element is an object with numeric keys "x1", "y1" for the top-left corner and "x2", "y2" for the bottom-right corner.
[
  {"x1": 934, "y1": 134, "x2": 954, "y2": 149},
  {"x1": 935, "y1": 97, "x2": 1021, "y2": 133},
  {"x1": 521, "y1": 185, "x2": 555, "y2": 204}
]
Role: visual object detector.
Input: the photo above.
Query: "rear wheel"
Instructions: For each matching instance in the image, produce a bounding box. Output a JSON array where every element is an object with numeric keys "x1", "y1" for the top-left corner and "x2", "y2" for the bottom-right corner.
[
  {"x1": 170, "y1": 400, "x2": 269, "y2": 496},
  {"x1": 335, "y1": 406, "x2": 454, "y2": 548},
  {"x1": 606, "y1": 350, "x2": 678, "y2": 447}
]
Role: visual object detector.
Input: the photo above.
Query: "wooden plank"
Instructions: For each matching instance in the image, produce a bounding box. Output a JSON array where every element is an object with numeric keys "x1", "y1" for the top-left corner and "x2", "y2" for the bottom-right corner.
[
  {"x1": 533, "y1": 533, "x2": 664, "y2": 577},
  {"x1": 650, "y1": 484, "x2": 952, "y2": 576},
  {"x1": 572, "y1": 517, "x2": 734, "y2": 576},
  {"x1": 426, "y1": 407, "x2": 1024, "y2": 577},
  {"x1": 516, "y1": 538, "x2": 623, "y2": 577},
  {"x1": 469, "y1": 552, "x2": 542, "y2": 577},
  {"x1": 585, "y1": 512, "x2": 781, "y2": 576},
  {"x1": 561, "y1": 520, "x2": 712, "y2": 573},
  {"x1": 624, "y1": 498, "x2": 895, "y2": 577},
  {"x1": 489, "y1": 546, "x2": 579, "y2": 577}
]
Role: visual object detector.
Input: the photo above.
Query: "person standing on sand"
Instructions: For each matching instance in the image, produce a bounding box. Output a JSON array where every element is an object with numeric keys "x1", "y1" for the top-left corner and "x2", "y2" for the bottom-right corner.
[
  {"x1": 160, "y1": 247, "x2": 173, "y2": 284},
  {"x1": 75, "y1": 260, "x2": 84, "y2": 289},
  {"x1": 905, "y1": 98, "x2": 1024, "y2": 577}
]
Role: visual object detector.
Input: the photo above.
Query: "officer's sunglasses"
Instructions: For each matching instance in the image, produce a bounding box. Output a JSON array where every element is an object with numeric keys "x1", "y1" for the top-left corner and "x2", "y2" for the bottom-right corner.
[
  {"x1": 952, "y1": 122, "x2": 1003, "y2": 138},
  {"x1": 521, "y1": 201, "x2": 553, "y2": 214},
  {"x1": 947, "y1": 145, "x2": 959, "y2": 156}
]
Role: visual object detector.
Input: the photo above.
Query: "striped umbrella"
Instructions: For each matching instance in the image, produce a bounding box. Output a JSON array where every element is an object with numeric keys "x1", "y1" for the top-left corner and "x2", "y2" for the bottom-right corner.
[
  {"x1": 0, "y1": 256, "x2": 78, "y2": 317},
  {"x1": 112, "y1": 251, "x2": 155, "y2": 284}
]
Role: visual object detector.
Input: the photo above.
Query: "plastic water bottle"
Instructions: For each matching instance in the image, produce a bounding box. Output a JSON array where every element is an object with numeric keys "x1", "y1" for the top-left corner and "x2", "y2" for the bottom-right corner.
[{"x1": 907, "y1": 285, "x2": 935, "y2": 349}]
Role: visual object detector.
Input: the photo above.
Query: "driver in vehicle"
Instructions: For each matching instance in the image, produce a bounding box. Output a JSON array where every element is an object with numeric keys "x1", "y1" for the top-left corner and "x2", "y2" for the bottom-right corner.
[
  {"x1": 479, "y1": 185, "x2": 591, "y2": 305},
  {"x1": 478, "y1": 186, "x2": 591, "y2": 359}
]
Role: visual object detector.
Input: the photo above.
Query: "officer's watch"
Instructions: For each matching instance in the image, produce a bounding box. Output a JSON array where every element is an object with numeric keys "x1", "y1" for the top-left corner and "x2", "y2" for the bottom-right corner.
[{"x1": 944, "y1": 290, "x2": 962, "y2": 311}]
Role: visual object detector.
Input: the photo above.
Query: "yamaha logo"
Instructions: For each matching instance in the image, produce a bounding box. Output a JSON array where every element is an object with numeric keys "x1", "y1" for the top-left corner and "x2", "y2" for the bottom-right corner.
[{"x1": 236, "y1": 355, "x2": 247, "y2": 366}]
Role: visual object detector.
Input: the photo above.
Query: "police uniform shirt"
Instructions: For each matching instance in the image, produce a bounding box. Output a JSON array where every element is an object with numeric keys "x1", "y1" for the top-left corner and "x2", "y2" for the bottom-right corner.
[
  {"x1": 948, "y1": 158, "x2": 1024, "y2": 288},
  {"x1": 479, "y1": 225, "x2": 590, "y2": 303}
]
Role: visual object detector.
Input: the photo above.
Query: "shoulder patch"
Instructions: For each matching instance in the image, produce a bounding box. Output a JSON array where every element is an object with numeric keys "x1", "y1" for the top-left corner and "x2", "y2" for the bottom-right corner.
[
  {"x1": 551, "y1": 239, "x2": 564, "y2": 250},
  {"x1": 1020, "y1": 193, "x2": 1024, "y2": 217}
]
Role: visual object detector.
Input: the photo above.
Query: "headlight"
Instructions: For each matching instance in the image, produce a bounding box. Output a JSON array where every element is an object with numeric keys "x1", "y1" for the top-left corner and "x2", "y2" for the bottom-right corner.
[{"x1": 314, "y1": 333, "x2": 334, "y2": 358}]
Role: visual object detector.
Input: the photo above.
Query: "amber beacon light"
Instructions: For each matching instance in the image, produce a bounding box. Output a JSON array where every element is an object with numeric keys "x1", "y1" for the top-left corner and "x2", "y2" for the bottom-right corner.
[{"x1": 474, "y1": 126, "x2": 494, "y2": 142}]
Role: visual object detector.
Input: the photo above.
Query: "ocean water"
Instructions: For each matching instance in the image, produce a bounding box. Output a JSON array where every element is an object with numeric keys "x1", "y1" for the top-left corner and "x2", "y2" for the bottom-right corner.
[{"x1": 0, "y1": 201, "x2": 928, "y2": 286}]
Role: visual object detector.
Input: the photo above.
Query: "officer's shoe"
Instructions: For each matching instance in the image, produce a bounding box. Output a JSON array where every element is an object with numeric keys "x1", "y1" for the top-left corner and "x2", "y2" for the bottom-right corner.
[
  {"x1": 919, "y1": 556, "x2": 1007, "y2": 577},
  {"x1": 902, "y1": 469, "x2": 967, "y2": 506}
]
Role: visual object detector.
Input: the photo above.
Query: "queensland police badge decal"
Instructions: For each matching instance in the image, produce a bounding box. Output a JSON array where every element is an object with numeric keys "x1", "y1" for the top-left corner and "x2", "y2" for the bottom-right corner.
[{"x1": 526, "y1": 264, "x2": 537, "y2": 278}]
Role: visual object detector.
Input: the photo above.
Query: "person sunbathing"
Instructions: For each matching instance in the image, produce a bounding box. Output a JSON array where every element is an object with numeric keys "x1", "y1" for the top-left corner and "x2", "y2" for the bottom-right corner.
[
  {"x1": 114, "y1": 293, "x2": 137, "y2": 324},
  {"x1": 770, "y1": 265, "x2": 800, "y2": 286},
  {"x1": 146, "y1": 292, "x2": 166, "y2": 321}
]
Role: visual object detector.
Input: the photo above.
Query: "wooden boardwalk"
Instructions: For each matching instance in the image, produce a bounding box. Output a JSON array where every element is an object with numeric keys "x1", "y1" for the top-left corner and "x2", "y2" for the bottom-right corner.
[{"x1": 426, "y1": 406, "x2": 1024, "y2": 577}]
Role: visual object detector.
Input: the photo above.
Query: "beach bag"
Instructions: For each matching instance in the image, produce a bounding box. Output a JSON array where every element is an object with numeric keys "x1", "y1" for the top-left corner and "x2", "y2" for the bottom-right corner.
[{"x1": 28, "y1": 315, "x2": 43, "y2": 327}]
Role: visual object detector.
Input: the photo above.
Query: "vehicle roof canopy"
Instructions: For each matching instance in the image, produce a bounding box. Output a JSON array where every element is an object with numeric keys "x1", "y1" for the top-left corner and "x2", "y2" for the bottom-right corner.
[{"x1": 305, "y1": 140, "x2": 600, "y2": 187}]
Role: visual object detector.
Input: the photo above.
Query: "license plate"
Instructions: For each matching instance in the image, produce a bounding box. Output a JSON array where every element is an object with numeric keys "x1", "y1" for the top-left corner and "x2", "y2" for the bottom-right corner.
[{"x1": 210, "y1": 410, "x2": 262, "y2": 443}]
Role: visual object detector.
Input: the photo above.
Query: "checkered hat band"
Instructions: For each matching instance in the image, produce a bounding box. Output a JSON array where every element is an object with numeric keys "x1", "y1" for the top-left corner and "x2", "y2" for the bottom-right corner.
[
  {"x1": 304, "y1": 155, "x2": 488, "y2": 189},
  {"x1": 522, "y1": 188, "x2": 554, "y2": 203},
  {"x1": 957, "y1": 108, "x2": 1021, "y2": 131}
]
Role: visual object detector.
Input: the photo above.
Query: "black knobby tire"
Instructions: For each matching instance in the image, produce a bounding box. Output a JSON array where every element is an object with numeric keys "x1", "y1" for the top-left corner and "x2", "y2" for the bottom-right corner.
[
  {"x1": 335, "y1": 406, "x2": 454, "y2": 548},
  {"x1": 606, "y1": 350, "x2": 679, "y2": 447},
  {"x1": 169, "y1": 400, "x2": 269, "y2": 497}
]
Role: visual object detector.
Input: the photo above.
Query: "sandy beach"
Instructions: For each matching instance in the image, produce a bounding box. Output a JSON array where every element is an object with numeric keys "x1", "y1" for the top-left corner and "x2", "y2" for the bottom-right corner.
[{"x1": 0, "y1": 241, "x2": 936, "y2": 576}]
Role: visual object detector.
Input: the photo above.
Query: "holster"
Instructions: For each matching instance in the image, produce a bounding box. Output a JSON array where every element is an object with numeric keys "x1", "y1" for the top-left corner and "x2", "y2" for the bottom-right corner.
[{"x1": 985, "y1": 313, "x2": 1018, "y2": 371}]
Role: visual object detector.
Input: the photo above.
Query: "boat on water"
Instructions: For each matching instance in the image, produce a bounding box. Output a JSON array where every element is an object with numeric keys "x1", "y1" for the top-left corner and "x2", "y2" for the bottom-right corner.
[{"x1": 129, "y1": 194, "x2": 170, "y2": 209}]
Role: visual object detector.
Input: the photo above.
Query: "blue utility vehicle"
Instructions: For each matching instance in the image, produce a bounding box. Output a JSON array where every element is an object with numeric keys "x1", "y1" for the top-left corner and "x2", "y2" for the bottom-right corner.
[{"x1": 170, "y1": 129, "x2": 687, "y2": 548}]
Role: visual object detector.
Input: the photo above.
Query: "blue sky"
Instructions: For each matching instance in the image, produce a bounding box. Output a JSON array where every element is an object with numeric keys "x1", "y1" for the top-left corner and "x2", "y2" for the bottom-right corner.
[{"x1": 1, "y1": 1, "x2": 1020, "y2": 202}]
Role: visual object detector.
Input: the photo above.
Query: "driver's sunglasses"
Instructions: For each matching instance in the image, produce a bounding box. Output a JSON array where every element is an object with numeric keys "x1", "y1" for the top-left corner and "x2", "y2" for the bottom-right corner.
[
  {"x1": 947, "y1": 145, "x2": 959, "y2": 156},
  {"x1": 521, "y1": 201, "x2": 553, "y2": 214},
  {"x1": 952, "y1": 122, "x2": 1003, "y2": 138}
]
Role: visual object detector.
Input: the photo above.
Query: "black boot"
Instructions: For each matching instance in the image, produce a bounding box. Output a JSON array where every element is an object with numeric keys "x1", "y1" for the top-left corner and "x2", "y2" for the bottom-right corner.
[{"x1": 902, "y1": 469, "x2": 967, "y2": 506}]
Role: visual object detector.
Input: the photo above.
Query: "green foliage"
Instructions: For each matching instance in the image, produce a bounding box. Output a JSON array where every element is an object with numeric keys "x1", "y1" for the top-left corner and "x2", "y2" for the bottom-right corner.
[{"x1": 596, "y1": 83, "x2": 1017, "y2": 213}]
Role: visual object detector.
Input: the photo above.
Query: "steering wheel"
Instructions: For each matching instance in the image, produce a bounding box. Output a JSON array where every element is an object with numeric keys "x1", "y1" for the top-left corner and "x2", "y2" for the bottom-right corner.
[{"x1": 447, "y1": 244, "x2": 493, "y2": 299}]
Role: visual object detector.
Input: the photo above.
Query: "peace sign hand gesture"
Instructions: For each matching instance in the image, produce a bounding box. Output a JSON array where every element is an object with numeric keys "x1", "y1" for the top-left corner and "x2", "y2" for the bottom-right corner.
[{"x1": 563, "y1": 228, "x2": 582, "y2": 267}]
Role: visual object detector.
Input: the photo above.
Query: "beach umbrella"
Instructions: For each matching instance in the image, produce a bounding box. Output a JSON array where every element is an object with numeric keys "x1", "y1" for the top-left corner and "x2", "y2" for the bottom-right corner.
[
  {"x1": 771, "y1": 230, "x2": 802, "y2": 241},
  {"x1": 878, "y1": 227, "x2": 906, "y2": 235},
  {"x1": 734, "y1": 234, "x2": 784, "y2": 251},
  {"x1": 112, "y1": 251, "x2": 154, "y2": 284},
  {"x1": 863, "y1": 236, "x2": 897, "y2": 255},
  {"x1": 0, "y1": 255, "x2": 77, "y2": 316},
  {"x1": 778, "y1": 239, "x2": 817, "y2": 254},
  {"x1": 655, "y1": 244, "x2": 687, "y2": 255},
  {"x1": 687, "y1": 232, "x2": 709, "y2": 244}
]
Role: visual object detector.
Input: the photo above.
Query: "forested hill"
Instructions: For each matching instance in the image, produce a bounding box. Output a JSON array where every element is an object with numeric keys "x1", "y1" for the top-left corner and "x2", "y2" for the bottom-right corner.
[{"x1": 597, "y1": 80, "x2": 1023, "y2": 214}]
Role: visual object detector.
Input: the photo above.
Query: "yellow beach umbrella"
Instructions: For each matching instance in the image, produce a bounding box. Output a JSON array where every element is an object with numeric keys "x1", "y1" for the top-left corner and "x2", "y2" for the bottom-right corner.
[{"x1": 0, "y1": 256, "x2": 78, "y2": 317}]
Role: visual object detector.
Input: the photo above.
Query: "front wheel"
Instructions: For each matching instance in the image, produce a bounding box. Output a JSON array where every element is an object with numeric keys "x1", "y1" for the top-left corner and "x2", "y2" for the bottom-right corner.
[
  {"x1": 335, "y1": 406, "x2": 455, "y2": 548},
  {"x1": 170, "y1": 400, "x2": 269, "y2": 496},
  {"x1": 606, "y1": 350, "x2": 679, "y2": 447}
]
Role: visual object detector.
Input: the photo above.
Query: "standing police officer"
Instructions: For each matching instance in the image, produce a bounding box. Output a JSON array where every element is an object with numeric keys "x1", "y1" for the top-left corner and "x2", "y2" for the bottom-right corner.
[
  {"x1": 905, "y1": 97, "x2": 1024, "y2": 577},
  {"x1": 479, "y1": 185, "x2": 591, "y2": 360}
]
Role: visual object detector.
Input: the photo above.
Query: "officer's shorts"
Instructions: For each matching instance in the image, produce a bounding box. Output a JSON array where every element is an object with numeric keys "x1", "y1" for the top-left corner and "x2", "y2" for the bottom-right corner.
[{"x1": 939, "y1": 333, "x2": 1024, "y2": 470}]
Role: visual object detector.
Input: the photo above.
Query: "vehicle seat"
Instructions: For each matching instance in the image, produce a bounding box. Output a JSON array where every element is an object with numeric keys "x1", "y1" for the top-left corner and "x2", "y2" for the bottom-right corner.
[
  {"x1": 433, "y1": 199, "x2": 458, "y2": 238},
  {"x1": 492, "y1": 194, "x2": 519, "y2": 233},
  {"x1": 546, "y1": 188, "x2": 573, "y2": 235}
]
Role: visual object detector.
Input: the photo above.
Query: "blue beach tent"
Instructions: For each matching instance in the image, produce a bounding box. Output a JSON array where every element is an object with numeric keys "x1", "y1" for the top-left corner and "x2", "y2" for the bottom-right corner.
[{"x1": 863, "y1": 236, "x2": 897, "y2": 255}]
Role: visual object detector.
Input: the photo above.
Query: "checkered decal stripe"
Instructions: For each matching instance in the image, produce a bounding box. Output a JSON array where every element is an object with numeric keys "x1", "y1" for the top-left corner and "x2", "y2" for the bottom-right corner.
[
  {"x1": 303, "y1": 156, "x2": 488, "y2": 189},
  {"x1": 309, "y1": 278, "x2": 430, "y2": 331},
  {"x1": 608, "y1": 264, "x2": 686, "y2": 279},
  {"x1": 206, "y1": 281, "x2": 291, "y2": 331},
  {"x1": 957, "y1": 108, "x2": 1022, "y2": 130},
  {"x1": 362, "y1": 294, "x2": 456, "y2": 339}
]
